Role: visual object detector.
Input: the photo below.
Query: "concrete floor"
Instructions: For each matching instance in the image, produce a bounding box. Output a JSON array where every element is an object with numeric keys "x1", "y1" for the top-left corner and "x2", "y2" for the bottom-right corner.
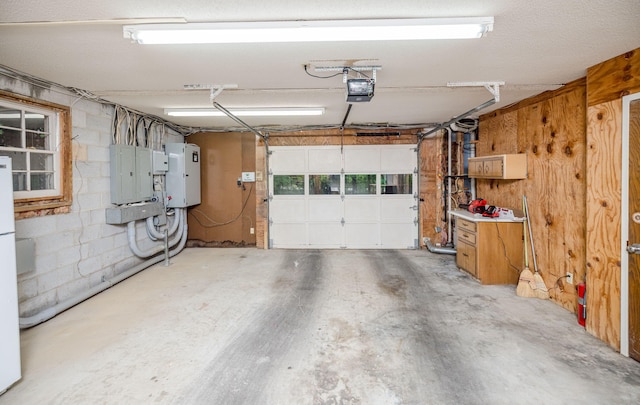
[{"x1": 1, "y1": 248, "x2": 639, "y2": 404}]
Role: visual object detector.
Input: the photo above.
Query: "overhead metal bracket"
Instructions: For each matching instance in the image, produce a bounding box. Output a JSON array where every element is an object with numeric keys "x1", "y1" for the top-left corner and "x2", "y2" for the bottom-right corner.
[
  {"x1": 446, "y1": 81, "x2": 505, "y2": 102},
  {"x1": 316, "y1": 65, "x2": 382, "y2": 83},
  {"x1": 183, "y1": 83, "x2": 239, "y2": 101}
]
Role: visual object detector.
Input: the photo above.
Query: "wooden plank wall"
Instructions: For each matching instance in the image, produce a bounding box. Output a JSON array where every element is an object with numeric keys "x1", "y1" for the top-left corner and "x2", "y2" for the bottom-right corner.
[
  {"x1": 478, "y1": 47, "x2": 640, "y2": 352},
  {"x1": 254, "y1": 128, "x2": 442, "y2": 248},
  {"x1": 585, "y1": 99, "x2": 623, "y2": 348},
  {"x1": 585, "y1": 48, "x2": 640, "y2": 350},
  {"x1": 478, "y1": 79, "x2": 587, "y2": 314},
  {"x1": 420, "y1": 134, "x2": 445, "y2": 245}
]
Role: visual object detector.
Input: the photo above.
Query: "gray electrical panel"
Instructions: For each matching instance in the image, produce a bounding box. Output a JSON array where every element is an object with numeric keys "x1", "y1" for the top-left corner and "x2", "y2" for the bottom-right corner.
[
  {"x1": 109, "y1": 145, "x2": 153, "y2": 204},
  {"x1": 165, "y1": 143, "x2": 201, "y2": 208}
]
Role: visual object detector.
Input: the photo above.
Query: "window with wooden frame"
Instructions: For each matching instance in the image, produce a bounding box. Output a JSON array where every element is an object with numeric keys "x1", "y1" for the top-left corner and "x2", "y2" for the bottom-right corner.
[{"x1": 0, "y1": 90, "x2": 72, "y2": 216}]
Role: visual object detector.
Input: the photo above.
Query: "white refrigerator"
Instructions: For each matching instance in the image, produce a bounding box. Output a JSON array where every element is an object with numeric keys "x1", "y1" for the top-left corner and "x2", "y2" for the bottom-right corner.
[{"x1": 0, "y1": 156, "x2": 21, "y2": 394}]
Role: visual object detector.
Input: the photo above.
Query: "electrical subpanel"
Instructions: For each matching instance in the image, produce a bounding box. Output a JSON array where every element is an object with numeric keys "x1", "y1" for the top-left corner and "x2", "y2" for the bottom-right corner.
[
  {"x1": 165, "y1": 143, "x2": 201, "y2": 208},
  {"x1": 109, "y1": 145, "x2": 153, "y2": 205}
]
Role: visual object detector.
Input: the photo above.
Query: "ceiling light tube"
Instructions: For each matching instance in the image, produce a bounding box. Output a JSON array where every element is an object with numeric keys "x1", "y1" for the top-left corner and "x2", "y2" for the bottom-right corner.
[
  {"x1": 124, "y1": 17, "x2": 494, "y2": 44},
  {"x1": 164, "y1": 107, "x2": 325, "y2": 117}
]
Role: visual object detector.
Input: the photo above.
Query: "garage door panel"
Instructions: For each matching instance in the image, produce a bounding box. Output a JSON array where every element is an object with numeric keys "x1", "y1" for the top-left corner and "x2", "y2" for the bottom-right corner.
[
  {"x1": 381, "y1": 223, "x2": 417, "y2": 248},
  {"x1": 380, "y1": 198, "x2": 416, "y2": 221},
  {"x1": 345, "y1": 223, "x2": 379, "y2": 248},
  {"x1": 309, "y1": 198, "x2": 342, "y2": 221},
  {"x1": 344, "y1": 148, "x2": 380, "y2": 172},
  {"x1": 381, "y1": 147, "x2": 416, "y2": 172},
  {"x1": 270, "y1": 199, "x2": 306, "y2": 221},
  {"x1": 344, "y1": 198, "x2": 379, "y2": 221},
  {"x1": 309, "y1": 223, "x2": 343, "y2": 247},
  {"x1": 271, "y1": 223, "x2": 307, "y2": 247},
  {"x1": 309, "y1": 148, "x2": 342, "y2": 172},
  {"x1": 269, "y1": 145, "x2": 417, "y2": 249},
  {"x1": 270, "y1": 149, "x2": 306, "y2": 172}
]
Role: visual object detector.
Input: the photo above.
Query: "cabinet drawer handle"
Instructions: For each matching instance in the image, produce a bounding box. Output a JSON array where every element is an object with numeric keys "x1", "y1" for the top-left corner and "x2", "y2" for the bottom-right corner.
[{"x1": 462, "y1": 253, "x2": 468, "y2": 257}]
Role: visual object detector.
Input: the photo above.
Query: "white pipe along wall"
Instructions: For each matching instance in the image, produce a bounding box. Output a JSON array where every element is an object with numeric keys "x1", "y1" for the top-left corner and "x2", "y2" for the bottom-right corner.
[
  {"x1": 129, "y1": 209, "x2": 185, "y2": 258},
  {"x1": 20, "y1": 211, "x2": 188, "y2": 328}
]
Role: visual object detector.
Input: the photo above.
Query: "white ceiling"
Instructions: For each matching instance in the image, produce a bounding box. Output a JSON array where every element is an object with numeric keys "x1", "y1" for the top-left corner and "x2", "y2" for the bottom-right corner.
[{"x1": 1, "y1": 0, "x2": 639, "y2": 132}]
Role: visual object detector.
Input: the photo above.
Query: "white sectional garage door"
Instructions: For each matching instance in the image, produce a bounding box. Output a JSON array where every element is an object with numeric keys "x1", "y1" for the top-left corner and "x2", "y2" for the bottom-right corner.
[{"x1": 268, "y1": 145, "x2": 418, "y2": 249}]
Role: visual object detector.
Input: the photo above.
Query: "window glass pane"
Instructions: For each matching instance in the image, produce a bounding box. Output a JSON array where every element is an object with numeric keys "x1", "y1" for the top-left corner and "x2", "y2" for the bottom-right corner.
[
  {"x1": 345, "y1": 174, "x2": 376, "y2": 195},
  {"x1": 30, "y1": 152, "x2": 53, "y2": 171},
  {"x1": 0, "y1": 127, "x2": 22, "y2": 148},
  {"x1": 25, "y1": 112, "x2": 49, "y2": 150},
  {"x1": 0, "y1": 108, "x2": 21, "y2": 129},
  {"x1": 26, "y1": 131, "x2": 50, "y2": 150},
  {"x1": 273, "y1": 175, "x2": 304, "y2": 195},
  {"x1": 309, "y1": 174, "x2": 340, "y2": 195},
  {"x1": 13, "y1": 173, "x2": 26, "y2": 191},
  {"x1": 25, "y1": 112, "x2": 46, "y2": 131},
  {"x1": 30, "y1": 173, "x2": 54, "y2": 190},
  {"x1": 381, "y1": 174, "x2": 412, "y2": 194},
  {"x1": 1, "y1": 151, "x2": 26, "y2": 170}
]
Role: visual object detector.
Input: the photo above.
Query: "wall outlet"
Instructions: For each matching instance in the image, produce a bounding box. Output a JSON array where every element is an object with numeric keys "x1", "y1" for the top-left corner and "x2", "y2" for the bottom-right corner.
[{"x1": 566, "y1": 272, "x2": 573, "y2": 285}]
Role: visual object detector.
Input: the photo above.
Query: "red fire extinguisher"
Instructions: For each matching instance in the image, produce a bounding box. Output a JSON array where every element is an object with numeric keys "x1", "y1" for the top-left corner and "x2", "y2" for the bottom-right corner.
[{"x1": 577, "y1": 282, "x2": 586, "y2": 327}]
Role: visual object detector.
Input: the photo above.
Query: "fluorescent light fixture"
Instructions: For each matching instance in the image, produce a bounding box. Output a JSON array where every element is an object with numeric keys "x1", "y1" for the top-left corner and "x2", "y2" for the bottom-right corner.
[
  {"x1": 164, "y1": 107, "x2": 325, "y2": 117},
  {"x1": 124, "y1": 17, "x2": 494, "y2": 44}
]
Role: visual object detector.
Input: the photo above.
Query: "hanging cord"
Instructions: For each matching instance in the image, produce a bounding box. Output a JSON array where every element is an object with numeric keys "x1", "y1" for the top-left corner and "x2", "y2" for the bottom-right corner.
[
  {"x1": 189, "y1": 183, "x2": 254, "y2": 227},
  {"x1": 303, "y1": 65, "x2": 372, "y2": 80}
]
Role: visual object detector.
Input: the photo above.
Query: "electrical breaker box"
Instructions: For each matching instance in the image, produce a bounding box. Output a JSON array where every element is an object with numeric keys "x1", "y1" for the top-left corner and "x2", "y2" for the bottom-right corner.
[
  {"x1": 109, "y1": 145, "x2": 153, "y2": 204},
  {"x1": 165, "y1": 143, "x2": 201, "y2": 208}
]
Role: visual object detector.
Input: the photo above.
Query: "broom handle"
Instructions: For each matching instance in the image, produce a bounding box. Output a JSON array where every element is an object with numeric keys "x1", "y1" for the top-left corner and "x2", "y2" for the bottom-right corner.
[
  {"x1": 524, "y1": 196, "x2": 539, "y2": 273},
  {"x1": 523, "y1": 198, "x2": 529, "y2": 268}
]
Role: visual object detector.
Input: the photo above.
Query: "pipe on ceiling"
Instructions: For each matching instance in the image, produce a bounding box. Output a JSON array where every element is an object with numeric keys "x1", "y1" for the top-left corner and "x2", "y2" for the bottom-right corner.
[{"x1": 420, "y1": 98, "x2": 496, "y2": 139}]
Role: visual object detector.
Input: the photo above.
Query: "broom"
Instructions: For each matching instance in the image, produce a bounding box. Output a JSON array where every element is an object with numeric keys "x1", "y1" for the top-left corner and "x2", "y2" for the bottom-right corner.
[
  {"x1": 524, "y1": 196, "x2": 550, "y2": 300},
  {"x1": 516, "y1": 197, "x2": 537, "y2": 297}
]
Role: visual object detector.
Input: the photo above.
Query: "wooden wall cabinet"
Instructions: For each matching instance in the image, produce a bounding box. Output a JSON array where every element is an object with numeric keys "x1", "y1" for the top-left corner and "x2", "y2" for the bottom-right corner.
[
  {"x1": 468, "y1": 153, "x2": 527, "y2": 179},
  {"x1": 453, "y1": 214, "x2": 523, "y2": 285}
]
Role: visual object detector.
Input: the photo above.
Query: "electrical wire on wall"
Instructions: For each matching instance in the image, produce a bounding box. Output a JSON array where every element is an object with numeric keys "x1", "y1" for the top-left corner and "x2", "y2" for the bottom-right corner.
[
  {"x1": 189, "y1": 183, "x2": 254, "y2": 228},
  {"x1": 111, "y1": 105, "x2": 173, "y2": 149},
  {"x1": 303, "y1": 65, "x2": 373, "y2": 80}
]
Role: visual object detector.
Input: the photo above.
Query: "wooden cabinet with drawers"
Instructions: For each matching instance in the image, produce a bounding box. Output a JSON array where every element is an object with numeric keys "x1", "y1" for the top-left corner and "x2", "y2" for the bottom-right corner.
[
  {"x1": 468, "y1": 153, "x2": 527, "y2": 179},
  {"x1": 453, "y1": 213, "x2": 524, "y2": 285}
]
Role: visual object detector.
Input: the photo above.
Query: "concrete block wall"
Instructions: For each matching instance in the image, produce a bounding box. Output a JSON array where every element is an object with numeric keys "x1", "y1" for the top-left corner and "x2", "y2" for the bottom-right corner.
[{"x1": 1, "y1": 70, "x2": 184, "y2": 318}]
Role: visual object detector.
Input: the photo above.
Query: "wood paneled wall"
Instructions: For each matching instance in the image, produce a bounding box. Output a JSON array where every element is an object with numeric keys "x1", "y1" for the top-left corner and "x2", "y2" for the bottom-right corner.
[
  {"x1": 186, "y1": 132, "x2": 257, "y2": 246},
  {"x1": 585, "y1": 49, "x2": 640, "y2": 350},
  {"x1": 478, "y1": 79, "x2": 587, "y2": 314},
  {"x1": 478, "y1": 47, "x2": 640, "y2": 352}
]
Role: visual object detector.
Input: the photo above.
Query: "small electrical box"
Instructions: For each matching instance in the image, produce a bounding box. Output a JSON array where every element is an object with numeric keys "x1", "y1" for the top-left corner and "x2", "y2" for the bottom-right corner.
[
  {"x1": 242, "y1": 172, "x2": 256, "y2": 182},
  {"x1": 152, "y1": 151, "x2": 169, "y2": 174}
]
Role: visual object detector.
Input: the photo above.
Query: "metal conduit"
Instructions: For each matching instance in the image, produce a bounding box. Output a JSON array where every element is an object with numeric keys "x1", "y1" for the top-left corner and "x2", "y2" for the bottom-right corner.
[{"x1": 20, "y1": 212, "x2": 188, "y2": 329}]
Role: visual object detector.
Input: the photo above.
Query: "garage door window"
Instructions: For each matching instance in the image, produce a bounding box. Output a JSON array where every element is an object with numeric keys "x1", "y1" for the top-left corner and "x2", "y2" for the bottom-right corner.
[
  {"x1": 309, "y1": 174, "x2": 340, "y2": 195},
  {"x1": 345, "y1": 174, "x2": 376, "y2": 195},
  {"x1": 273, "y1": 175, "x2": 304, "y2": 195},
  {"x1": 381, "y1": 174, "x2": 412, "y2": 194}
]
